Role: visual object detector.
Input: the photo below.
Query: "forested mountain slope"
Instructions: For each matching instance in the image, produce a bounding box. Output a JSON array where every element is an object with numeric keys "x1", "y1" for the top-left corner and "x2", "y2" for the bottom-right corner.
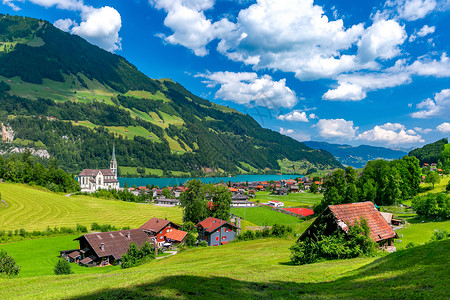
[{"x1": 0, "y1": 14, "x2": 342, "y2": 176}]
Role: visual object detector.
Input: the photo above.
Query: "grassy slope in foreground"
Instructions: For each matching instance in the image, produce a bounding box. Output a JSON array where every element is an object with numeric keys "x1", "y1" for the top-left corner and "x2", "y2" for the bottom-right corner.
[
  {"x1": 0, "y1": 183, "x2": 181, "y2": 231},
  {"x1": 0, "y1": 238, "x2": 448, "y2": 299}
]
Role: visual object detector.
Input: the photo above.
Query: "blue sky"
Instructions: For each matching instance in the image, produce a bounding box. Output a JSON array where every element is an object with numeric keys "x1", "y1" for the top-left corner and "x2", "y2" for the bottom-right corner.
[{"x1": 1, "y1": 0, "x2": 449, "y2": 149}]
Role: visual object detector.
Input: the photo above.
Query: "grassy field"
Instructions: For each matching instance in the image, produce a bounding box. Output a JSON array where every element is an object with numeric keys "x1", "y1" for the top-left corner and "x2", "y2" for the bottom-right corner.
[
  {"x1": 0, "y1": 237, "x2": 447, "y2": 299},
  {"x1": 0, "y1": 183, "x2": 182, "y2": 231},
  {"x1": 395, "y1": 219, "x2": 450, "y2": 249},
  {"x1": 254, "y1": 191, "x2": 323, "y2": 208},
  {"x1": 0, "y1": 235, "x2": 120, "y2": 278}
]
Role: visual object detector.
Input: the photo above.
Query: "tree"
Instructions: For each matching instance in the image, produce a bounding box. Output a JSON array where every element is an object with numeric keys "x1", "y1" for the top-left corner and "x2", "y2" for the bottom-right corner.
[
  {"x1": 0, "y1": 250, "x2": 20, "y2": 276},
  {"x1": 162, "y1": 187, "x2": 171, "y2": 198},
  {"x1": 310, "y1": 182, "x2": 318, "y2": 194},
  {"x1": 179, "y1": 179, "x2": 207, "y2": 223},
  {"x1": 446, "y1": 181, "x2": 450, "y2": 193},
  {"x1": 425, "y1": 172, "x2": 441, "y2": 189},
  {"x1": 54, "y1": 259, "x2": 72, "y2": 275},
  {"x1": 208, "y1": 185, "x2": 232, "y2": 221},
  {"x1": 121, "y1": 242, "x2": 154, "y2": 269}
]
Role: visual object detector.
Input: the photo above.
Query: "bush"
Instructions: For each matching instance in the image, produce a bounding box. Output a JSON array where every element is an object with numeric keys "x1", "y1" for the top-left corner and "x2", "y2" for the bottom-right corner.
[
  {"x1": 76, "y1": 224, "x2": 88, "y2": 233},
  {"x1": 405, "y1": 242, "x2": 416, "y2": 249},
  {"x1": 185, "y1": 232, "x2": 197, "y2": 247},
  {"x1": 121, "y1": 242, "x2": 155, "y2": 269},
  {"x1": 54, "y1": 259, "x2": 73, "y2": 275},
  {"x1": 430, "y1": 230, "x2": 449, "y2": 242},
  {"x1": 290, "y1": 218, "x2": 376, "y2": 265},
  {"x1": 199, "y1": 241, "x2": 208, "y2": 247},
  {"x1": 0, "y1": 250, "x2": 20, "y2": 276}
]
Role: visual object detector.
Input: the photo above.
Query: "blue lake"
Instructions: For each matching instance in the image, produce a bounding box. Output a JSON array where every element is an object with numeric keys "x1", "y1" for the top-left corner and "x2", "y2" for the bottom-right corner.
[{"x1": 118, "y1": 174, "x2": 304, "y2": 187}]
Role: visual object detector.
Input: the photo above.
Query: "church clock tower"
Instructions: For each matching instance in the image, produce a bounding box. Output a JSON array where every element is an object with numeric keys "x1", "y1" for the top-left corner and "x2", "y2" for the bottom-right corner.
[{"x1": 110, "y1": 144, "x2": 118, "y2": 179}]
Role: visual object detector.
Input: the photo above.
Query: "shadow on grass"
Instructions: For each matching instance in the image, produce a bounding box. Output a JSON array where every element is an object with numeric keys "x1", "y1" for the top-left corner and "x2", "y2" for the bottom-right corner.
[{"x1": 72, "y1": 240, "x2": 449, "y2": 299}]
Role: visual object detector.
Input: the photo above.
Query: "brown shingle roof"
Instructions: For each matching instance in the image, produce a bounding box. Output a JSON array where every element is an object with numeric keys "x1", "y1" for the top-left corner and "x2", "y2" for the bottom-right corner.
[
  {"x1": 139, "y1": 218, "x2": 180, "y2": 234},
  {"x1": 79, "y1": 169, "x2": 115, "y2": 177},
  {"x1": 76, "y1": 229, "x2": 150, "y2": 260},
  {"x1": 328, "y1": 202, "x2": 396, "y2": 242},
  {"x1": 196, "y1": 217, "x2": 239, "y2": 233}
]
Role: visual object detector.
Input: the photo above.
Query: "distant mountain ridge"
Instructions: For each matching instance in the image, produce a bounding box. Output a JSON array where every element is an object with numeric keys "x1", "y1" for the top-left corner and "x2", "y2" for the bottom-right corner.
[
  {"x1": 408, "y1": 138, "x2": 449, "y2": 165},
  {"x1": 303, "y1": 141, "x2": 408, "y2": 168},
  {"x1": 0, "y1": 14, "x2": 342, "y2": 176}
]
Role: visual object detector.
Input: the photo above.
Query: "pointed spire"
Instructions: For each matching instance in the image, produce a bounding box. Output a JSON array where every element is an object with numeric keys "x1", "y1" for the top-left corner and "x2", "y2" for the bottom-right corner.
[{"x1": 111, "y1": 142, "x2": 116, "y2": 161}]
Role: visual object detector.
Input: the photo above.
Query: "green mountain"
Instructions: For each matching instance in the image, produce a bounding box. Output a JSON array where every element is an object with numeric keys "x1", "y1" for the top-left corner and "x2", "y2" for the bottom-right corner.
[
  {"x1": 409, "y1": 138, "x2": 449, "y2": 167},
  {"x1": 303, "y1": 141, "x2": 408, "y2": 168},
  {"x1": 0, "y1": 14, "x2": 342, "y2": 177}
]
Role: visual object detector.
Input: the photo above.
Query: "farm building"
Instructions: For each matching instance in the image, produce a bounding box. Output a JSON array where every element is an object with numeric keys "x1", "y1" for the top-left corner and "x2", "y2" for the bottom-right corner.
[
  {"x1": 73, "y1": 229, "x2": 153, "y2": 267},
  {"x1": 231, "y1": 194, "x2": 255, "y2": 207},
  {"x1": 140, "y1": 217, "x2": 183, "y2": 247},
  {"x1": 268, "y1": 200, "x2": 284, "y2": 207},
  {"x1": 153, "y1": 198, "x2": 180, "y2": 206},
  {"x1": 299, "y1": 202, "x2": 397, "y2": 248},
  {"x1": 197, "y1": 217, "x2": 240, "y2": 246}
]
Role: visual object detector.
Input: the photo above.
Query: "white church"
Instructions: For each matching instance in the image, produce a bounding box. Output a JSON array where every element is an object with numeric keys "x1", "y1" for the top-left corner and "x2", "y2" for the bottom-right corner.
[{"x1": 78, "y1": 145, "x2": 120, "y2": 192}]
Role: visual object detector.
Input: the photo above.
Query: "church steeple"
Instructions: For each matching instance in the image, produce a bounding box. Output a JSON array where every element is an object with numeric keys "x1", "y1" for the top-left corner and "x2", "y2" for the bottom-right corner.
[{"x1": 110, "y1": 143, "x2": 117, "y2": 179}]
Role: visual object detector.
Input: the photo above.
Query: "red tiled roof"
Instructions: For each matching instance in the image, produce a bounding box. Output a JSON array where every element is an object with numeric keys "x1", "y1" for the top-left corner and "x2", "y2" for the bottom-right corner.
[
  {"x1": 229, "y1": 188, "x2": 238, "y2": 192},
  {"x1": 283, "y1": 208, "x2": 314, "y2": 217},
  {"x1": 328, "y1": 202, "x2": 396, "y2": 242},
  {"x1": 164, "y1": 229, "x2": 188, "y2": 242},
  {"x1": 140, "y1": 218, "x2": 180, "y2": 233},
  {"x1": 196, "y1": 217, "x2": 239, "y2": 233},
  {"x1": 76, "y1": 229, "x2": 150, "y2": 260},
  {"x1": 256, "y1": 185, "x2": 264, "y2": 189}
]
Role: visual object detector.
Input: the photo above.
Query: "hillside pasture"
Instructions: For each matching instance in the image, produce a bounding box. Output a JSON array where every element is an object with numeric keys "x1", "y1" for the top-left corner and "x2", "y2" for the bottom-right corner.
[
  {"x1": 0, "y1": 183, "x2": 182, "y2": 231},
  {"x1": 230, "y1": 206, "x2": 305, "y2": 229},
  {"x1": 0, "y1": 237, "x2": 447, "y2": 299},
  {"x1": 254, "y1": 191, "x2": 322, "y2": 208}
]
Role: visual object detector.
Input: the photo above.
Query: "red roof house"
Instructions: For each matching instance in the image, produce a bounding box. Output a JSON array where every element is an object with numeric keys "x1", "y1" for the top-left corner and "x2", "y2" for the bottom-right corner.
[
  {"x1": 196, "y1": 217, "x2": 240, "y2": 246},
  {"x1": 299, "y1": 202, "x2": 396, "y2": 245}
]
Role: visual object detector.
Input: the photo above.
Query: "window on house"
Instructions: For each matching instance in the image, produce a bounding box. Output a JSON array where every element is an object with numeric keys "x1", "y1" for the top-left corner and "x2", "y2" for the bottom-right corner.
[
  {"x1": 160, "y1": 236, "x2": 163, "y2": 240},
  {"x1": 216, "y1": 237, "x2": 219, "y2": 241},
  {"x1": 222, "y1": 236, "x2": 226, "y2": 240}
]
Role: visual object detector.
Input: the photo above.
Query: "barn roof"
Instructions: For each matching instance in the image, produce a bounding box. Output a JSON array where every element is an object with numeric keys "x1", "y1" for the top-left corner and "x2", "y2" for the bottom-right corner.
[
  {"x1": 164, "y1": 229, "x2": 188, "y2": 242},
  {"x1": 328, "y1": 202, "x2": 396, "y2": 242},
  {"x1": 75, "y1": 229, "x2": 151, "y2": 260},
  {"x1": 196, "y1": 217, "x2": 239, "y2": 233},
  {"x1": 140, "y1": 218, "x2": 180, "y2": 233}
]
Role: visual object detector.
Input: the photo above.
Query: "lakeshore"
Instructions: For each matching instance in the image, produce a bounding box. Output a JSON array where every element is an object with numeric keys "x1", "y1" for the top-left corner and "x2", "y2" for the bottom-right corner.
[{"x1": 118, "y1": 174, "x2": 304, "y2": 187}]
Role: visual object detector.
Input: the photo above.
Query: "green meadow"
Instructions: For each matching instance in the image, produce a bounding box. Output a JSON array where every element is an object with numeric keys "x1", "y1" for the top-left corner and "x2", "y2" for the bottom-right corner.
[
  {"x1": 254, "y1": 191, "x2": 323, "y2": 207},
  {"x1": 0, "y1": 183, "x2": 182, "y2": 231},
  {"x1": 0, "y1": 237, "x2": 447, "y2": 299}
]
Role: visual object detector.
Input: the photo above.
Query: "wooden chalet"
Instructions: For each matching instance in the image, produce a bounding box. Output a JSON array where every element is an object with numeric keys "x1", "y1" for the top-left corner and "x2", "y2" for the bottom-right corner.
[
  {"x1": 197, "y1": 217, "x2": 240, "y2": 246},
  {"x1": 299, "y1": 202, "x2": 397, "y2": 248},
  {"x1": 73, "y1": 229, "x2": 153, "y2": 267},
  {"x1": 139, "y1": 217, "x2": 182, "y2": 247}
]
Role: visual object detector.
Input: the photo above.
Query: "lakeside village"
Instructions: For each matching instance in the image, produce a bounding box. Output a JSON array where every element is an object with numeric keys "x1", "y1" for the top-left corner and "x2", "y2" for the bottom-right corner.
[{"x1": 63, "y1": 147, "x2": 416, "y2": 268}]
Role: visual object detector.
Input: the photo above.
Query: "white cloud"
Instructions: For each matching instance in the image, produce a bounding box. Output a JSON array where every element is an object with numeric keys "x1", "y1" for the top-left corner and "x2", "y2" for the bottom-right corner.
[
  {"x1": 408, "y1": 53, "x2": 450, "y2": 77},
  {"x1": 322, "y1": 82, "x2": 366, "y2": 101},
  {"x1": 150, "y1": 0, "x2": 235, "y2": 56},
  {"x1": 277, "y1": 110, "x2": 309, "y2": 122},
  {"x1": 357, "y1": 123, "x2": 423, "y2": 144},
  {"x1": 414, "y1": 127, "x2": 433, "y2": 133},
  {"x1": 380, "y1": 123, "x2": 406, "y2": 130},
  {"x1": 409, "y1": 24, "x2": 435, "y2": 41},
  {"x1": 4, "y1": 0, "x2": 122, "y2": 52},
  {"x1": 280, "y1": 128, "x2": 294, "y2": 135},
  {"x1": 54, "y1": 18, "x2": 78, "y2": 32},
  {"x1": 315, "y1": 119, "x2": 358, "y2": 139},
  {"x1": 411, "y1": 88, "x2": 450, "y2": 118},
  {"x1": 323, "y1": 70, "x2": 411, "y2": 101},
  {"x1": 2, "y1": 0, "x2": 20, "y2": 11},
  {"x1": 357, "y1": 19, "x2": 406, "y2": 63},
  {"x1": 70, "y1": 6, "x2": 122, "y2": 52},
  {"x1": 395, "y1": 0, "x2": 437, "y2": 21},
  {"x1": 437, "y1": 122, "x2": 450, "y2": 133},
  {"x1": 279, "y1": 128, "x2": 311, "y2": 141},
  {"x1": 309, "y1": 113, "x2": 318, "y2": 119},
  {"x1": 199, "y1": 71, "x2": 298, "y2": 109}
]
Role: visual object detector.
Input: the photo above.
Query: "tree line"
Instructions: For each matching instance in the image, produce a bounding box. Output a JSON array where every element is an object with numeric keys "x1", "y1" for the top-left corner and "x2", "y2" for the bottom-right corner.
[{"x1": 315, "y1": 156, "x2": 421, "y2": 213}]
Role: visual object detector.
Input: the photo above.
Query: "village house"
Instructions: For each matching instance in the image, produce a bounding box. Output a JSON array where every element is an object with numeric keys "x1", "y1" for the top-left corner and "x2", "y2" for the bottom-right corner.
[
  {"x1": 231, "y1": 193, "x2": 255, "y2": 207},
  {"x1": 299, "y1": 202, "x2": 397, "y2": 251},
  {"x1": 197, "y1": 217, "x2": 240, "y2": 246},
  {"x1": 78, "y1": 145, "x2": 119, "y2": 191},
  {"x1": 153, "y1": 198, "x2": 180, "y2": 206},
  {"x1": 73, "y1": 228, "x2": 152, "y2": 267},
  {"x1": 139, "y1": 217, "x2": 182, "y2": 247},
  {"x1": 268, "y1": 200, "x2": 284, "y2": 207}
]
